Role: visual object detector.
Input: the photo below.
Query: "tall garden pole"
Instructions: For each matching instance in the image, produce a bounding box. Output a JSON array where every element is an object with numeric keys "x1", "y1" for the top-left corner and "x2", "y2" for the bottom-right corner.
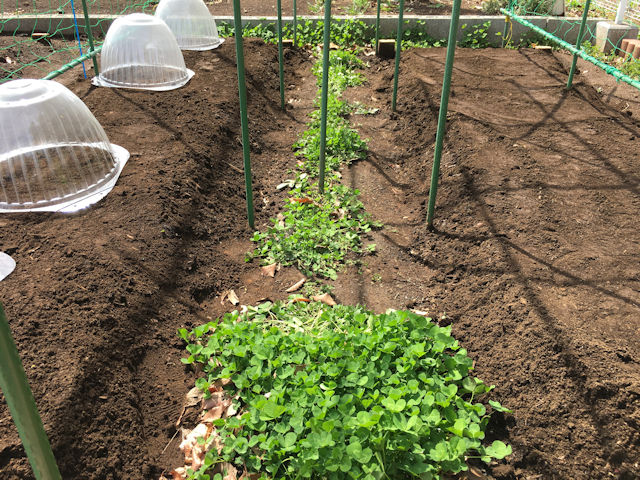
[
  {"x1": 277, "y1": 0, "x2": 285, "y2": 110},
  {"x1": 567, "y1": 0, "x2": 591, "y2": 89},
  {"x1": 375, "y1": 0, "x2": 381, "y2": 54},
  {"x1": 79, "y1": 0, "x2": 99, "y2": 76},
  {"x1": 293, "y1": 0, "x2": 298, "y2": 46},
  {"x1": 426, "y1": 0, "x2": 462, "y2": 228},
  {"x1": 0, "y1": 304, "x2": 62, "y2": 480},
  {"x1": 318, "y1": 0, "x2": 332, "y2": 194},
  {"x1": 233, "y1": 0, "x2": 255, "y2": 229},
  {"x1": 69, "y1": 0, "x2": 87, "y2": 78},
  {"x1": 391, "y1": 0, "x2": 405, "y2": 112}
]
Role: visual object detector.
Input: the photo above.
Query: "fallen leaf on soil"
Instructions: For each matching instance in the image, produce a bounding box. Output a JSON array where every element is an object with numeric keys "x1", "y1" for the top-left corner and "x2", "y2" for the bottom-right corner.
[
  {"x1": 290, "y1": 297, "x2": 310, "y2": 303},
  {"x1": 180, "y1": 423, "x2": 219, "y2": 471},
  {"x1": 261, "y1": 263, "x2": 278, "y2": 277},
  {"x1": 167, "y1": 468, "x2": 186, "y2": 480},
  {"x1": 312, "y1": 293, "x2": 337, "y2": 306},
  {"x1": 290, "y1": 197, "x2": 314, "y2": 204},
  {"x1": 285, "y1": 277, "x2": 306, "y2": 292},
  {"x1": 221, "y1": 289, "x2": 239, "y2": 305},
  {"x1": 202, "y1": 391, "x2": 228, "y2": 410},
  {"x1": 176, "y1": 387, "x2": 204, "y2": 427},
  {"x1": 185, "y1": 386, "x2": 202, "y2": 407},
  {"x1": 220, "y1": 462, "x2": 238, "y2": 480}
]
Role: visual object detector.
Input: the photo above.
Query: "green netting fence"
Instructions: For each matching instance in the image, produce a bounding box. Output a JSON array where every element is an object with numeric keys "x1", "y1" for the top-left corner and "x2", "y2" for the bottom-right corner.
[
  {"x1": 500, "y1": 0, "x2": 640, "y2": 89},
  {"x1": 0, "y1": 0, "x2": 155, "y2": 82},
  {"x1": 503, "y1": 0, "x2": 640, "y2": 89}
]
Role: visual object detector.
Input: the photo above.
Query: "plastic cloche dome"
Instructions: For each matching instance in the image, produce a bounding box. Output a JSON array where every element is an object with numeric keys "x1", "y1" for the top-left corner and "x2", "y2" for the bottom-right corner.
[
  {"x1": 155, "y1": 0, "x2": 225, "y2": 51},
  {"x1": 0, "y1": 79, "x2": 129, "y2": 213},
  {"x1": 93, "y1": 13, "x2": 194, "y2": 90},
  {"x1": 0, "y1": 252, "x2": 15, "y2": 281}
]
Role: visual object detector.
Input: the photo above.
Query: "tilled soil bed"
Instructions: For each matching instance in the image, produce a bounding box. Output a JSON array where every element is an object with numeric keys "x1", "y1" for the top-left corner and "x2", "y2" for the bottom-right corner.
[{"x1": 1, "y1": 42, "x2": 639, "y2": 480}]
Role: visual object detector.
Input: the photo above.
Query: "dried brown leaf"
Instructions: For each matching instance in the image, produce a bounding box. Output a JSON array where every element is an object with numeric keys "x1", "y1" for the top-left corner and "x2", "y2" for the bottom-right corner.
[
  {"x1": 285, "y1": 277, "x2": 306, "y2": 293},
  {"x1": 261, "y1": 263, "x2": 278, "y2": 277},
  {"x1": 221, "y1": 462, "x2": 238, "y2": 480},
  {"x1": 179, "y1": 423, "x2": 214, "y2": 471},
  {"x1": 227, "y1": 290, "x2": 239, "y2": 305},
  {"x1": 312, "y1": 293, "x2": 337, "y2": 306},
  {"x1": 290, "y1": 297, "x2": 310, "y2": 303},
  {"x1": 290, "y1": 197, "x2": 314, "y2": 204},
  {"x1": 184, "y1": 386, "x2": 202, "y2": 407},
  {"x1": 168, "y1": 468, "x2": 187, "y2": 480}
]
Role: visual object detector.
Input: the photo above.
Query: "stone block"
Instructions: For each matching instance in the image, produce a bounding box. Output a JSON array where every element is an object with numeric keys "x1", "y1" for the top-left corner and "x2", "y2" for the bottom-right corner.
[{"x1": 595, "y1": 21, "x2": 639, "y2": 54}]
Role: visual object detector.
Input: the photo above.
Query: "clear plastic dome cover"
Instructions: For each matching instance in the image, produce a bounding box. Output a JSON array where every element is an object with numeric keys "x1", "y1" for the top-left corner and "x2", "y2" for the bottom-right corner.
[
  {"x1": 0, "y1": 79, "x2": 129, "y2": 213},
  {"x1": 0, "y1": 252, "x2": 15, "y2": 281},
  {"x1": 93, "y1": 13, "x2": 195, "y2": 90},
  {"x1": 155, "y1": 0, "x2": 225, "y2": 51}
]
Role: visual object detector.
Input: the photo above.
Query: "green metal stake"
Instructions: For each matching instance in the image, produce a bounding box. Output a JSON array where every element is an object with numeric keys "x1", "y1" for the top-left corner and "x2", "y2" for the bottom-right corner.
[
  {"x1": 391, "y1": 0, "x2": 405, "y2": 112},
  {"x1": 426, "y1": 0, "x2": 462, "y2": 228},
  {"x1": 80, "y1": 0, "x2": 99, "y2": 76},
  {"x1": 375, "y1": 0, "x2": 381, "y2": 54},
  {"x1": 233, "y1": 0, "x2": 255, "y2": 229},
  {"x1": 567, "y1": 0, "x2": 591, "y2": 89},
  {"x1": 0, "y1": 304, "x2": 62, "y2": 480},
  {"x1": 318, "y1": 0, "x2": 332, "y2": 195},
  {"x1": 293, "y1": 0, "x2": 298, "y2": 47},
  {"x1": 277, "y1": 0, "x2": 285, "y2": 110}
]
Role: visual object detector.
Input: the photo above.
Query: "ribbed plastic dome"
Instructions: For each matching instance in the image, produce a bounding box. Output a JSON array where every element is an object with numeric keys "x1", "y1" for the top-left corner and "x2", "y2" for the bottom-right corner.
[
  {"x1": 0, "y1": 79, "x2": 129, "y2": 213},
  {"x1": 93, "y1": 13, "x2": 194, "y2": 90},
  {"x1": 155, "y1": 0, "x2": 224, "y2": 51}
]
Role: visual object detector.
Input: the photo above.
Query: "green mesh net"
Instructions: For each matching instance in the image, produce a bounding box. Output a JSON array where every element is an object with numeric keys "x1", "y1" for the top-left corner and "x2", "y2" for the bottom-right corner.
[
  {"x1": 502, "y1": 0, "x2": 640, "y2": 88},
  {"x1": 0, "y1": 0, "x2": 155, "y2": 82}
]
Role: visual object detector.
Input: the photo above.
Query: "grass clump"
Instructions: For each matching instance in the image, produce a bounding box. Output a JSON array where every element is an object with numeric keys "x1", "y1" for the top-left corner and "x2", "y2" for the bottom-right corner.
[{"x1": 180, "y1": 301, "x2": 512, "y2": 480}]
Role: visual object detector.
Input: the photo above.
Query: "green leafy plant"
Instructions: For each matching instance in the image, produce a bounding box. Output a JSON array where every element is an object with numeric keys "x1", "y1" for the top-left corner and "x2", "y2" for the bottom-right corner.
[
  {"x1": 481, "y1": 0, "x2": 508, "y2": 14},
  {"x1": 217, "y1": 20, "x2": 373, "y2": 49},
  {"x1": 180, "y1": 302, "x2": 512, "y2": 480},
  {"x1": 217, "y1": 19, "x2": 449, "y2": 50},
  {"x1": 459, "y1": 22, "x2": 493, "y2": 49},
  {"x1": 248, "y1": 178, "x2": 377, "y2": 280},
  {"x1": 250, "y1": 49, "x2": 378, "y2": 279},
  {"x1": 346, "y1": 0, "x2": 371, "y2": 15},
  {"x1": 401, "y1": 21, "x2": 445, "y2": 49}
]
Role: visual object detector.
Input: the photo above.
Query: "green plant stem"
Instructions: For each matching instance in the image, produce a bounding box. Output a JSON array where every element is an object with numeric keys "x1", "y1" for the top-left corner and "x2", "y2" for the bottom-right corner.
[
  {"x1": 0, "y1": 304, "x2": 62, "y2": 480},
  {"x1": 79, "y1": 0, "x2": 99, "y2": 76},
  {"x1": 391, "y1": 0, "x2": 405, "y2": 112},
  {"x1": 277, "y1": 0, "x2": 285, "y2": 109},
  {"x1": 427, "y1": 0, "x2": 462, "y2": 228},
  {"x1": 567, "y1": 0, "x2": 591, "y2": 89},
  {"x1": 318, "y1": 0, "x2": 333, "y2": 194},
  {"x1": 233, "y1": 0, "x2": 255, "y2": 229},
  {"x1": 375, "y1": 0, "x2": 381, "y2": 53}
]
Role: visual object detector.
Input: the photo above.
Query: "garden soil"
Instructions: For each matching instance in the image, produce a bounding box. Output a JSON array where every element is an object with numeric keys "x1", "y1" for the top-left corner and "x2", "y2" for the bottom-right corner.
[
  {"x1": 18, "y1": 0, "x2": 488, "y2": 17},
  {"x1": 1, "y1": 42, "x2": 640, "y2": 480}
]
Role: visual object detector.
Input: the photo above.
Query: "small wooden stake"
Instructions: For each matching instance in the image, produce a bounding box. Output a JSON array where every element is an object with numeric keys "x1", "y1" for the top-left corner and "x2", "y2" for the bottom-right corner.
[{"x1": 377, "y1": 39, "x2": 396, "y2": 59}]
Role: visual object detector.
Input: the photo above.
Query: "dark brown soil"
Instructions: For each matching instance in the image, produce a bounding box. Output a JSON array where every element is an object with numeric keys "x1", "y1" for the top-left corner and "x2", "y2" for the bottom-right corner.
[
  {"x1": 335, "y1": 47, "x2": 640, "y2": 479},
  {"x1": 203, "y1": 0, "x2": 486, "y2": 17},
  {"x1": 1, "y1": 41, "x2": 640, "y2": 480},
  {"x1": 0, "y1": 39, "x2": 318, "y2": 479},
  {"x1": 9, "y1": 0, "x2": 488, "y2": 19}
]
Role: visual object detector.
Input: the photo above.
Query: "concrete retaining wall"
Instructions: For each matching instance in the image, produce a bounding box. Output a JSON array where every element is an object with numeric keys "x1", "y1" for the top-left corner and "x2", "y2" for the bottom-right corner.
[{"x1": 0, "y1": 14, "x2": 606, "y2": 47}]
